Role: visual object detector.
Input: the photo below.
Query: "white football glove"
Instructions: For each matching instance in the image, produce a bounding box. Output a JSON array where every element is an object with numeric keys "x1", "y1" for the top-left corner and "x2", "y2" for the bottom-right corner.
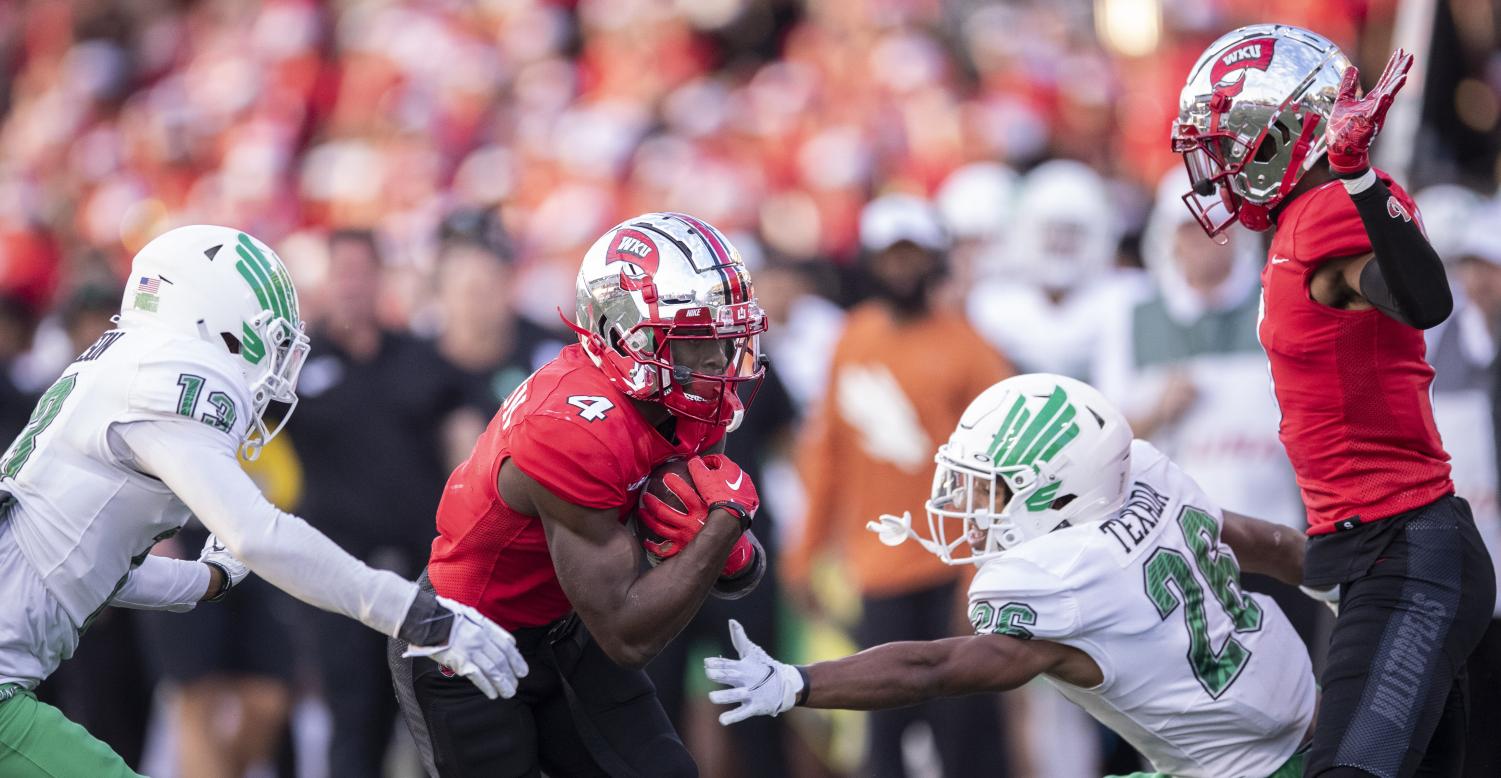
[
  {"x1": 402, "y1": 596, "x2": 529, "y2": 700},
  {"x1": 1301, "y1": 584, "x2": 1341, "y2": 616},
  {"x1": 703, "y1": 619, "x2": 804, "y2": 725},
  {"x1": 198, "y1": 533, "x2": 248, "y2": 602}
]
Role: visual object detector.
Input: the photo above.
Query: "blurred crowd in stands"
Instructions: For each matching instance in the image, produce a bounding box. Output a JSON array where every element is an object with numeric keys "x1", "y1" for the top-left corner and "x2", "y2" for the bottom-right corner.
[{"x1": 2, "y1": 0, "x2": 1499, "y2": 776}]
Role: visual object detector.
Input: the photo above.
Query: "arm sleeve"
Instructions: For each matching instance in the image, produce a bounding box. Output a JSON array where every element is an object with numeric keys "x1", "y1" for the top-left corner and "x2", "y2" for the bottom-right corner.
[
  {"x1": 111, "y1": 555, "x2": 210, "y2": 613},
  {"x1": 1342, "y1": 170, "x2": 1452, "y2": 329},
  {"x1": 114, "y1": 419, "x2": 419, "y2": 637}
]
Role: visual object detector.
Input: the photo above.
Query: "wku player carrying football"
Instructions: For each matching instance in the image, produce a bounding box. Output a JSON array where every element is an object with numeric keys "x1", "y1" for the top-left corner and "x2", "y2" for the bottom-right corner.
[
  {"x1": 389, "y1": 212, "x2": 768, "y2": 777},
  {"x1": 1171, "y1": 24, "x2": 1495, "y2": 777}
]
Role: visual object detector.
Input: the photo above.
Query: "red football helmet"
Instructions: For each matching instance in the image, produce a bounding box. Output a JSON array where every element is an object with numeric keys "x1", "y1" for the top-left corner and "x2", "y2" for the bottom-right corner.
[{"x1": 569, "y1": 212, "x2": 767, "y2": 427}]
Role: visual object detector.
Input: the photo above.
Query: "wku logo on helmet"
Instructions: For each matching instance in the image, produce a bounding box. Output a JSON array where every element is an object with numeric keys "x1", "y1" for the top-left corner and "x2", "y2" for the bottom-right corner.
[
  {"x1": 1209, "y1": 37, "x2": 1276, "y2": 98},
  {"x1": 605, "y1": 229, "x2": 660, "y2": 277}
]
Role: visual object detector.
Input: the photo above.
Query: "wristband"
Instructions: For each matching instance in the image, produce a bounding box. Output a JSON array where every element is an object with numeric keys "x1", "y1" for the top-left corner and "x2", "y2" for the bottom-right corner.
[
  {"x1": 202, "y1": 561, "x2": 234, "y2": 603},
  {"x1": 709, "y1": 501, "x2": 754, "y2": 533},
  {"x1": 399, "y1": 589, "x2": 456, "y2": 647},
  {"x1": 795, "y1": 666, "x2": 811, "y2": 706}
]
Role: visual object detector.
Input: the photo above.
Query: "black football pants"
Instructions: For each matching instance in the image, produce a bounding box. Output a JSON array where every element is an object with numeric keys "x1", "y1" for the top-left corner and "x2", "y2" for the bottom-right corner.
[
  {"x1": 390, "y1": 592, "x2": 694, "y2": 777},
  {"x1": 1303, "y1": 495, "x2": 1496, "y2": 778}
]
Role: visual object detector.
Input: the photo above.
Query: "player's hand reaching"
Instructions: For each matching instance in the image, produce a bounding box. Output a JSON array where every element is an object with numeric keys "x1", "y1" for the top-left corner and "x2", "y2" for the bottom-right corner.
[
  {"x1": 198, "y1": 533, "x2": 248, "y2": 602},
  {"x1": 402, "y1": 596, "x2": 529, "y2": 700},
  {"x1": 1326, "y1": 49, "x2": 1414, "y2": 176},
  {"x1": 704, "y1": 619, "x2": 804, "y2": 725}
]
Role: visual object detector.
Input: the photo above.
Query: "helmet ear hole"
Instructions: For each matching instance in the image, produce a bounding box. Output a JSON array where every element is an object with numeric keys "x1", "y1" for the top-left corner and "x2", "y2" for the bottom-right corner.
[
  {"x1": 1051, "y1": 494, "x2": 1077, "y2": 511},
  {"x1": 1254, "y1": 136, "x2": 1280, "y2": 163},
  {"x1": 221, "y1": 332, "x2": 242, "y2": 355}
]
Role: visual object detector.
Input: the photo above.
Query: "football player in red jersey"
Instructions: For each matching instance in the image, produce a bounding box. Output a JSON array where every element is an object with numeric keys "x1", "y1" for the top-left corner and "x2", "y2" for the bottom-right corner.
[
  {"x1": 388, "y1": 212, "x2": 769, "y2": 777},
  {"x1": 1172, "y1": 25, "x2": 1495, "y2": 778}
]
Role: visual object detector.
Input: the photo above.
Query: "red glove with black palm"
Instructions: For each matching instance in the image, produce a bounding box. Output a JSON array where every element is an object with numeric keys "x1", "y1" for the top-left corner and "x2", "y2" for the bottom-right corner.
[
  {"x1": 638, "y1": 454, "x2": 760, "y2": 577},
  {"x1": 1325, "y1": 49, "x2": 1413, "y2": 178}
]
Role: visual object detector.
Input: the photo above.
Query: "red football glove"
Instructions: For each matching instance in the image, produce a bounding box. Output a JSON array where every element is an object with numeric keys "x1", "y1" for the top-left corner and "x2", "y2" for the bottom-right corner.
[
  {"x1": 721, "y1": 534, "x2": 757, "y2": 578},
  {"x1": 690, "y1": 454, "x2": 759, "y2": 528},
  {"x1": 1325, "y1": 49, "x2": 1413, "y2": 176},
  {"x1": 638, "y1": 455, "x2": 760, "y2": 562}
]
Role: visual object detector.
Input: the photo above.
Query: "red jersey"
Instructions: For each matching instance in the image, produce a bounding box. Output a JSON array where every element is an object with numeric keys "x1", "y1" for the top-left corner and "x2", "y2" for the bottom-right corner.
[
  {"x1": 1260, "y1": 170, "x2": 1452, "y2": 536},
  {"x1": 426, "y1": 344, "x2": 724, "y2": 630}
]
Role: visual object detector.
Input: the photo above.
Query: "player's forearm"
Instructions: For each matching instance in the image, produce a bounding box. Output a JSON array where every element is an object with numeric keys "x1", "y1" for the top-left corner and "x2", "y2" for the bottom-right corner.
[
  {"x1": 110, "y1": 554, "x2": 211, "y2": 612},
  {"x1": 610, "y1": 514, "x2": 742, "y2": 667},
  {"x1": 802, "y1": 638, "x2": 993, "y2": 710},
  {"x1": 122, "y1": 420, "x2": 420, "y2": 636},
  {"x1": 1222, "y1": 511, "x2": 1305, "y2": 587},
  {"x1": 1342, "y1": 170, "x2": 1452, "y2": 329}
]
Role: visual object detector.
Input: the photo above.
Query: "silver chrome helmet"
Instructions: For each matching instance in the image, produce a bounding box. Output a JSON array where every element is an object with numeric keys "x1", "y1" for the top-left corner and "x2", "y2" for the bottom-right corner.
[
  {"x1": 1171, "y1": 24, "x2": 1351, "y2": 236},
  {"x1": 570, "y1": 212, "x2": 768, "y2": 426}
]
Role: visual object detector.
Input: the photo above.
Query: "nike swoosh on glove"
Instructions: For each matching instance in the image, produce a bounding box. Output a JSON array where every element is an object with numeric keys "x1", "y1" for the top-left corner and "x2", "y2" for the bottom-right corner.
[
  {"x1": 703, "y1": 619, "x2": 803, "y2": 725},
  {"x1": 403, "y1": 596, "x2": 529, "y2": 700},
  {"x1": 1326, "y1": 49, "x2": 1413, "y2": 176},
  {"x1": 687, "y1": 454, "x2": 758, "y2": 529},
  {"x1": 199, "y1": 533, "x2": 248, "y2": 602}
]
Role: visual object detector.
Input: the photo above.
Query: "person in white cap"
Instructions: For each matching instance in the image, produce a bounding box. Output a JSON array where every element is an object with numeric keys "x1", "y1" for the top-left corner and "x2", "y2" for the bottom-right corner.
[
  {"x1": 786, "y1": 193, "x2": 1013, "y2": 778},
  {"x1": 966, "y1": 160, "x2": 1144, "y2": 380}
]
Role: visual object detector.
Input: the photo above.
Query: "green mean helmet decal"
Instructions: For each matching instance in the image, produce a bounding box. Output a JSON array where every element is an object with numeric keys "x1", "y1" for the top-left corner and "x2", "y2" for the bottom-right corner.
[
  {"x1": 234, "y1": 233, "x2": 298, "y2": 325},
  {"x1": 241, "y1": 322, "x2": 266, "y2": 365},
  {"x1": 985, "y1": 386, "x2": 1082, "y2": 471},
  {"x1": 1025, "y1": 482, "x2": 1062, "y2": 512}
]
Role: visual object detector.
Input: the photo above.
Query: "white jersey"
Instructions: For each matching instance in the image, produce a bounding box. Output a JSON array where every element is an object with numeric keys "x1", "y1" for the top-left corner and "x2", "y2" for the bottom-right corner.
[
  {"x1": 0, "y1": 326, "x2": 417, "y2": 687},
  {"x1": 968, "y1": 441, "x2": 1314, "y2": 778}
]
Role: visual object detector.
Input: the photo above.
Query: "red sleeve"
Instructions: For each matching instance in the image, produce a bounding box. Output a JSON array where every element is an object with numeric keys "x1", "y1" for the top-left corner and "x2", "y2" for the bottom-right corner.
[
  {"x1": 1288, "y1": 171, "x2": 1416, "y2": 264},
  {"x1": 508, "y1": 415, "x2": 628, "y2": 510}
]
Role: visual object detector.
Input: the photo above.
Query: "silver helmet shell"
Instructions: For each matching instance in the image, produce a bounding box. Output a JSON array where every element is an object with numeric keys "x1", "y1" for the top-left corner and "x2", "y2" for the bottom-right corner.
[
  {"x1": 1171, "y1": 24, "x2": 1351, "y2": 236},
  {"x1": 571, "y1": 212, "x2": 767, "y2": 426}
]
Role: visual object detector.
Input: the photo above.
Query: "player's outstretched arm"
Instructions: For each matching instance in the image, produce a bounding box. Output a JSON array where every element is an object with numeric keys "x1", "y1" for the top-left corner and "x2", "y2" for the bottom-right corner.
[
  {"x1": 116, "y1": 418, "x2": 528, "y2": 699},
  {"x1": 507, "y1": 460, "x2": 741, "y2": 670},
  {"x1": 704, "y1": 619, "x2": 1084, "y2": 723},
  {"x1": 1221, "y1": 510, "x2": 1306, "y2": 587},
  {"x1": 1321, "y1": 51, "x2": 1452, "y2": 329}
]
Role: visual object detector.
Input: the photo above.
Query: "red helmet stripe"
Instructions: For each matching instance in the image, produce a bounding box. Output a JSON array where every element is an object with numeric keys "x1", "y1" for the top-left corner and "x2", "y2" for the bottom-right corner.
[{"x1": 666, "y1": 212, "x2": 745, "y2": 303}]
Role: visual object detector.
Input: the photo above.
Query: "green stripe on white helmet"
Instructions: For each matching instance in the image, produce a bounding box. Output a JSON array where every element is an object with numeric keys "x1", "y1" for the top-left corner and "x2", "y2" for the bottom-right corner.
[
  {"x1": 119, "y1": 225, "x2": 310, "y2": 460},
  {"x1": 918, "y1": 373, "x2": 1133, "y2": 565}
]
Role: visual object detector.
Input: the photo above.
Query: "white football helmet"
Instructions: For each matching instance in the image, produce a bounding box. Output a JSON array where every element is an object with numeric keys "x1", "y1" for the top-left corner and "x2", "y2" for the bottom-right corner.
[
  {"x1": 570, "y1": 212, "x2": 768, "y2": 426},
  {"x1": 1006, "y1": 161, "x2": 1119, "y2": 290},
  {"x1": 118, "y1": 225, "x2": 309, "y2": 459},
  {"x1": 872, "y1": 374, "x2": 1132, "y2": 565}
]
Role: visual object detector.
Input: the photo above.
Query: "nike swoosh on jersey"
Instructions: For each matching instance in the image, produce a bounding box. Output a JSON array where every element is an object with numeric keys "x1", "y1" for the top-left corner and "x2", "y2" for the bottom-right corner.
[
  {"x1": 1270, "y1": 256, "x2": 1291, "y2": 264},
  {"x1": 727, "y1": 472, "x2": 744, "y2": 491}
]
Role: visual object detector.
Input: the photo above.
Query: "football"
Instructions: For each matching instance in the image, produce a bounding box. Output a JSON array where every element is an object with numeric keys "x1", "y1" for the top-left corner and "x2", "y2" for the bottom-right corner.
[{"x1": 635, "y1": 458, "x2": 695, "y2": 564}]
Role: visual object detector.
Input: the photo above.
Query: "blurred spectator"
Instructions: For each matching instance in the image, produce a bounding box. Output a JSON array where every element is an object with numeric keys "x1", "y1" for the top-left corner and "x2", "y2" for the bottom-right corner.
[
  {"x1": 0, "y1": 294, "x2": 40, "y2": 441},
  {"x1": 432, "y1": 214, "x2": 566, "y2": 466},
  {"x1": 1422, "y1": 193, "x2": 1501, "y2": 778},
  {"x1": 787, "y1": 194, "x2": 1012, "y2": 778},
  {"x1": 967, "y1": 160, "x2": 1144, "y2": 380},
  {"x1": 288, "y1": 229, "x2": 470, "y2": 777}
]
